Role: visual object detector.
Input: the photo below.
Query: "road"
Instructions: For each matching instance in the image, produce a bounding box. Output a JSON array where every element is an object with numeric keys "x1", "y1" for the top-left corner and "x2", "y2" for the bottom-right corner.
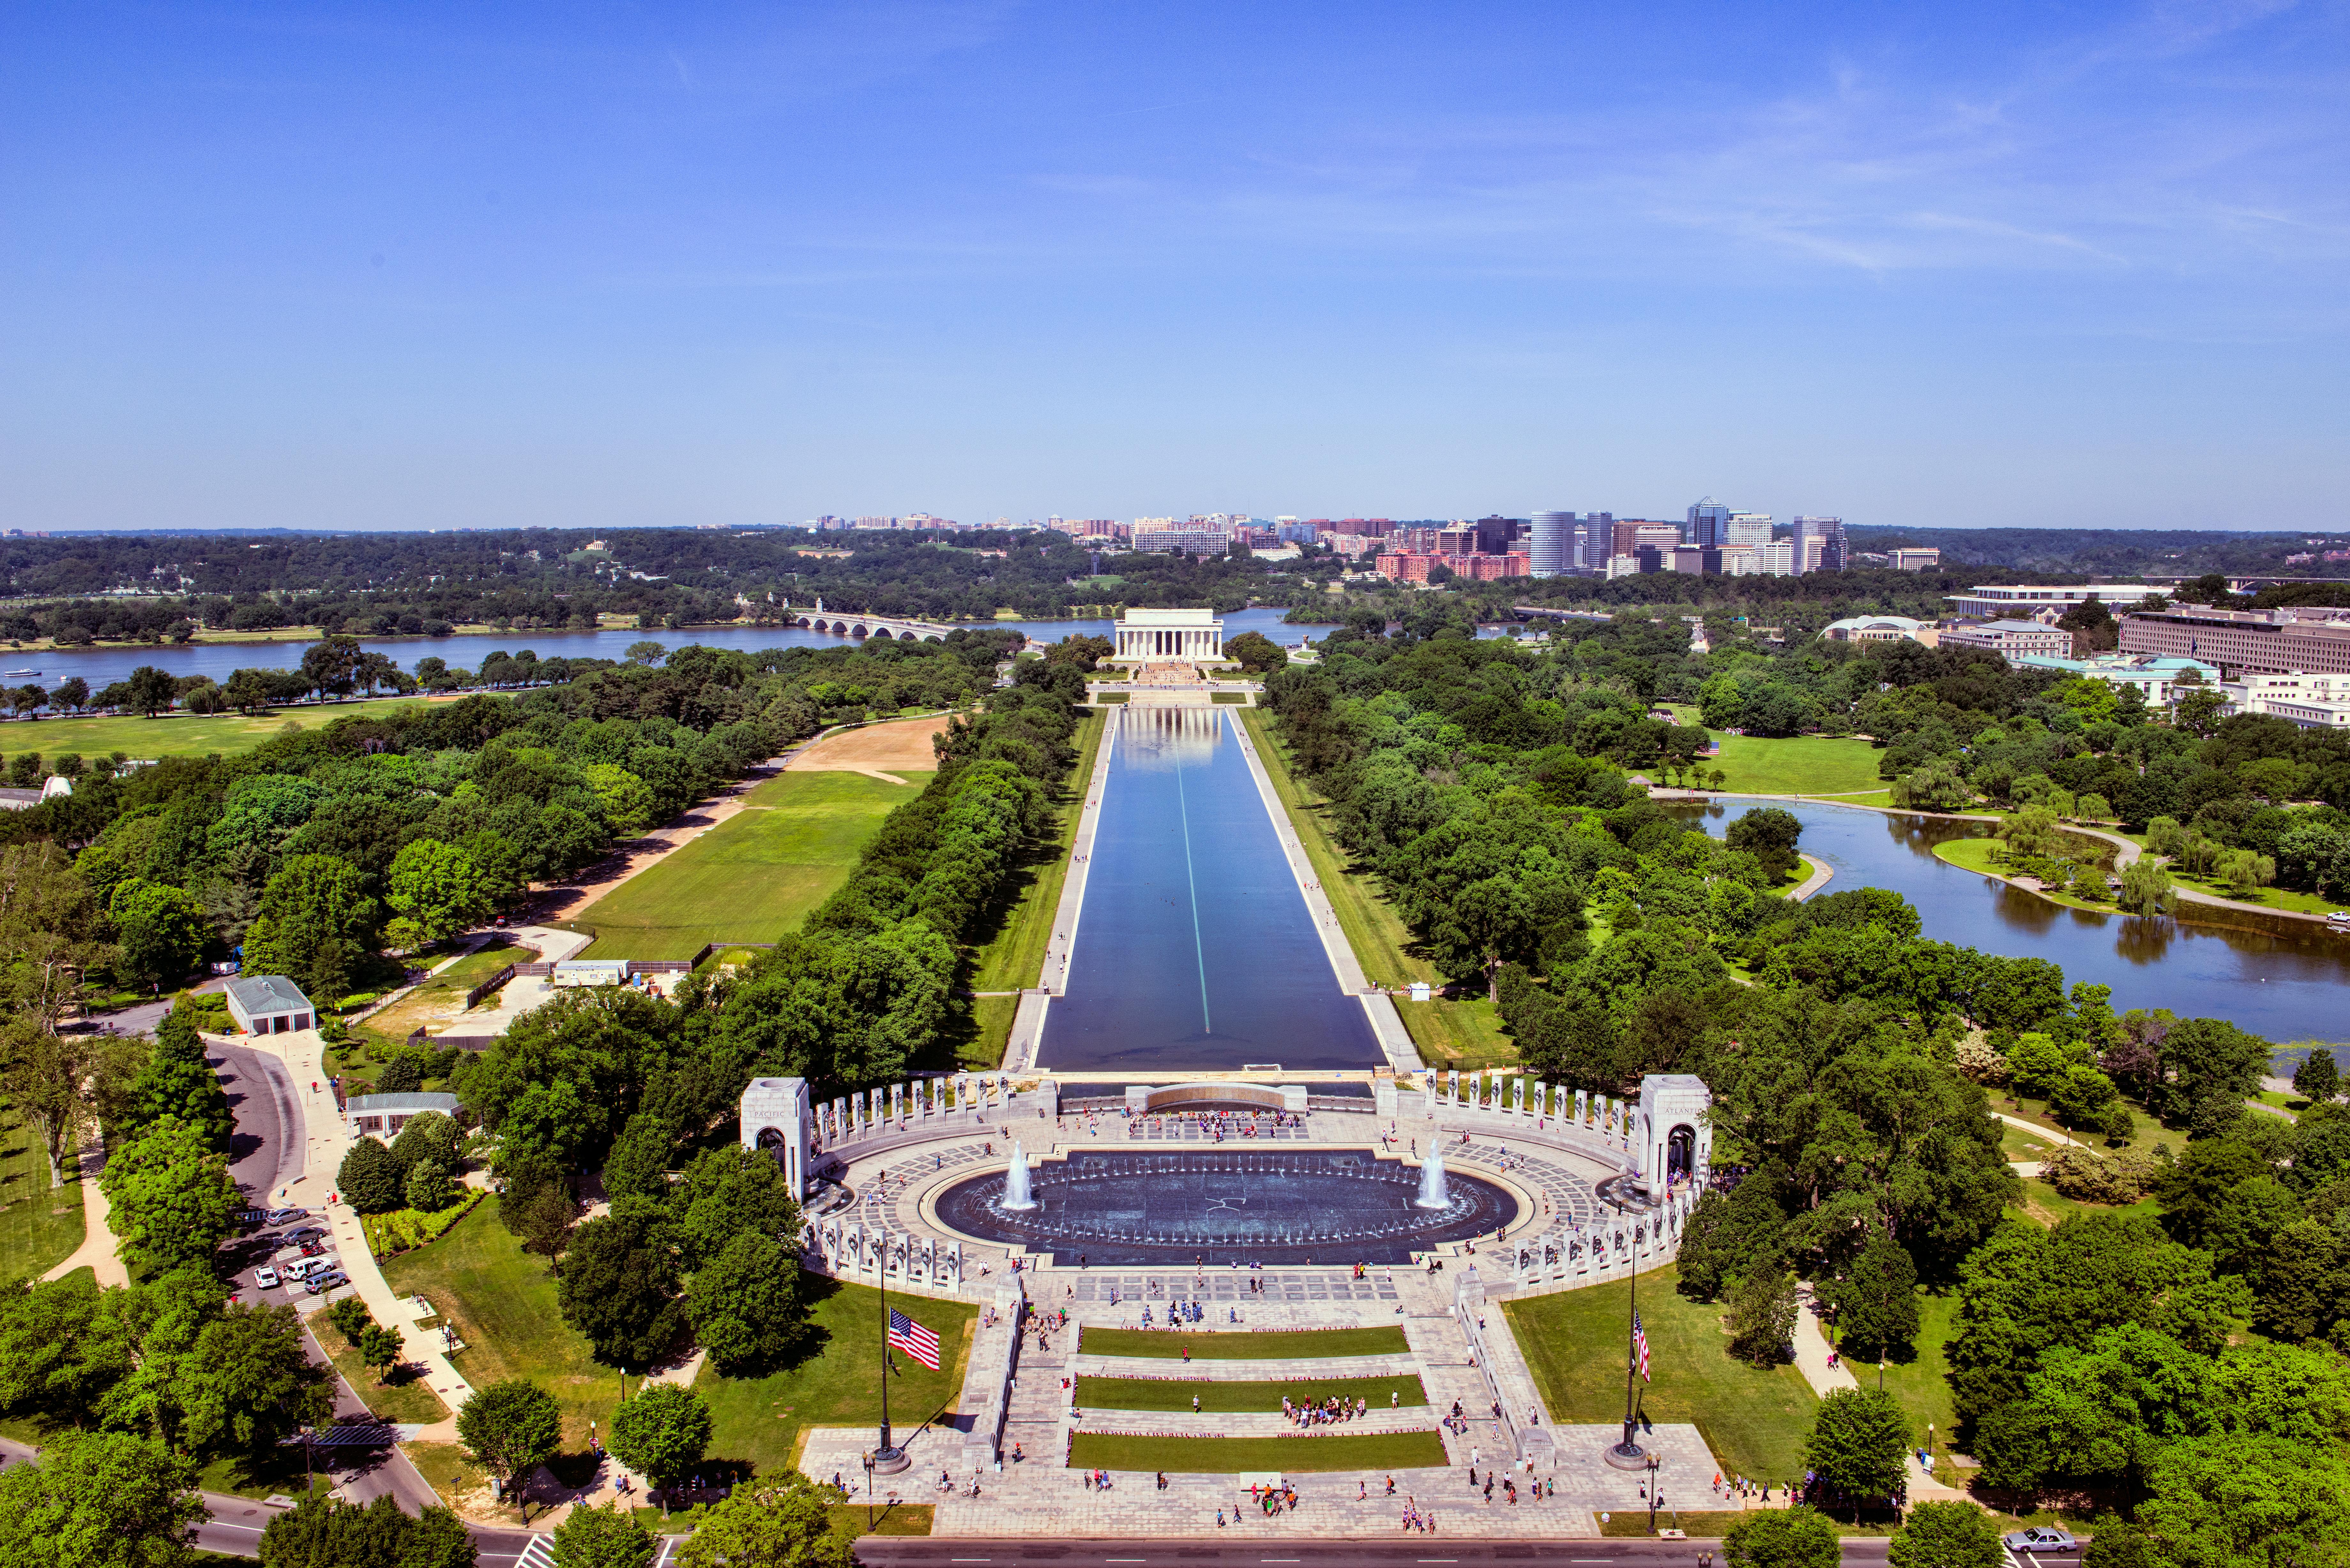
[
  {"x1": 857, "y1": 1540, "x2": 1899, "y2": 1566},
  {"x1": 214, "y1": 1041, "x2": 306, "y2": 1204}
]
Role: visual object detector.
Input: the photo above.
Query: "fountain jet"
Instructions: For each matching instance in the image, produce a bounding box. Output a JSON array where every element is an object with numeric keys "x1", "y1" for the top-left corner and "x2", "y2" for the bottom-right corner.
[
  {"x1": 1002, "y1": 1141, "x2": 1039, "y2": 1210},
  {"x1": 1414, "y1": 1146, "x2": 1451, "y2": 1209}
]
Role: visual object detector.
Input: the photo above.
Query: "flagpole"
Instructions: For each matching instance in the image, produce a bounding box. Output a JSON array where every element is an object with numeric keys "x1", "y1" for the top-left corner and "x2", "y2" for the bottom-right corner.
[
  {"x1": 874, "y1": 1245, "x2": 908, "y2": 1473},
  {"x1": 1605, "y1": 1212, "x2": 1649, "y2": 1470}
]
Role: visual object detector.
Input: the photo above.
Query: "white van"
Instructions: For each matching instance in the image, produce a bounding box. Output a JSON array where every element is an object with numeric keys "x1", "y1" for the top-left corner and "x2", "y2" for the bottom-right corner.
[{"x1": 285, "y1": 1254, "x2": 338, "y2": 1282}]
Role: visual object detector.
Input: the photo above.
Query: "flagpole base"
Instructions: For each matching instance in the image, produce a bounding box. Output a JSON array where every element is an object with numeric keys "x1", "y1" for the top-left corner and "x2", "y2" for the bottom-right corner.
[
  {"x1": 1602, "y1": 1440, "x2": 1651, "y2": 1471},
  {"x1": 870, "y1": 1446, "x2": 913, "y2": 1475}
]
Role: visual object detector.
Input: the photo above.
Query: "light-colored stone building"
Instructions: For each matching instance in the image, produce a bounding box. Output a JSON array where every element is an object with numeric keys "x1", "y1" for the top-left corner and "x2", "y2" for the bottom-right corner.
[{"x1": 1109, "y1": 607, "x2": 1225, "y2": 666}]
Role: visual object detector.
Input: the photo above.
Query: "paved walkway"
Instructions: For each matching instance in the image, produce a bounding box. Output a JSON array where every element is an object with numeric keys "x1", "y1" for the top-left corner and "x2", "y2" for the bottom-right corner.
[
  {"x1": 1788, "y1": 1286, "x2": 1968, "y2": 1506},
  {"x1": 37, "y1": 1136, "x2": 126, "y2": 1287}
]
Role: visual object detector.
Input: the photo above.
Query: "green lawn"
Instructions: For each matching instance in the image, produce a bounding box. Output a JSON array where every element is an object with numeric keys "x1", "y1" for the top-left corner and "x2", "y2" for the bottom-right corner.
[
  {"x1": 1067, "y1": 1430, "x2": 1447, "y2": 1474},
  {"x1": 961, "y1": 994, "x2": 1019, "y2": 1072},
  {"x1": 314, "y1": 1327, "x2": 451, "y2": 1425},
  {"x1": 1863, "y1": 1292, "x2": 1958, "y2": 1459},
  {"x1": 0, "y1": 696, "x2": 498, "y2": 761},
  {"x1": 378, "y1": 1203, "x2": 617, "y2": 1446},
  {"x1": 1932, "y1": 838, "x2": 2115, "y2": 915},
  {"x1": 1504, "y1": 1267, "x2": 1817, "y2": 1488},
  {"x1": 1080, "y1": 1325, "x2": 1409, "y2": 1360},
  {"x1": 0, "y1": 1107, "x2": 85, "y2": 1286},
  {"x1": 1076, "y1": 1374, "x2": 1428, "y2": 1412},
  {"x1": 1394, "y1": 995, "x2": 1520, "y2": 1070},
  {"x1": 576, "y1": 771, "x2": 926, "y2": 959},
  {"x1": 967, "y1": 710, "x2": 1108, "y2": 992},
  {"x1": 692, "y1": 1277, "x2": 976, "y2": 1481},
  {"x1": 1242, "y1": 707, "x2": 1505, "y2": 1061},
  {"x1": 1701, "y1": 732, "x2": 1885, "y2": 797}
]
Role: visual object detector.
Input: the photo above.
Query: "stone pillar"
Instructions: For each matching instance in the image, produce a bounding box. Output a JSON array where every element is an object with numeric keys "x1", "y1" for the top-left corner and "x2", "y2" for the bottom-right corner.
[
  {"x1": 1374, "y1": 1079, "x2": 1398, "y2": 1118},
  {"x1": 1447, "y1": 1070, "x2": 1460, "y2": 1107},
  {"x1": 891, "y1": 1082, "x2": 903, "y2": 1127},
  {"x1": 833, "y1": 1097, "x2": 848, "y2": 1140},
  {"x1": 1574, "y1": 1089, "x2": 1588, "y2": 1127},
  {"x1": 1511, "y1": 1077, "x2": 1525, "y2": 1115}
]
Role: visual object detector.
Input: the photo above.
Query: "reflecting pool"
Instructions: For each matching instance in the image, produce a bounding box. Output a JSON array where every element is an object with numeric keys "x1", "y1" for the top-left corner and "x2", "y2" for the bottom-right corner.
[
  {"x1": 1678, "y1": 799, "x2": 2350, "y2": 1044},
  {"x1": 935, "y1": 1149, "x2": 1516, "y2": 1265},
  {"x1": 1036, "y1": 707, "x2": 1384, "y2": 1071}
]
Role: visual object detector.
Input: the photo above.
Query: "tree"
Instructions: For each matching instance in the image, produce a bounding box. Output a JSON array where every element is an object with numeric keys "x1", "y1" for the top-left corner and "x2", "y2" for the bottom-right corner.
[
  {"x1": 2134, "y1": 1435, "x2": 2350, "y2": 1567},
  {"x1": 1887, "y1": 1501, "x2": 2003, "y2": 1568},
  {"x1": 297, "y1": 637, "x2": 364, "y2": 699},
  {"x1": 672, "y1": 1475, "x2": 852, "y2": 1568},
  {"x1": 1726, "y1": 1266, "x2": 1797, "y2": 1366},
  {"x1": 1802, "y1": 1387, "x2": 1910, "y2": 1504},
  {"x1": 551, "y1": 1500, "x2": 655, "y2": 1568},
  {"x1": 1889, "y1": 758, "x2": 1974, "y2": 812},
  {"x1": 609, "y1": 1383, "x2": 713, "y2": 1510},
  {"x1": 625, "y1": 640, "x2": 667, "y2": 667},
  {"x1": 256, "y1": 1493, "x2": 476, "y2": 1568},
  {"x1": 685, "y1": 1232, "x2": 806, "y2": 1374},
  {"x1": 457, "y1": 1379, "x2": 564, "y2": 1520},
  {"x1": 336, "y1": 1137, "x2": 406, "y2": 1215},
  {"x1": 100, "y1": 1112, "x2": 239, "y2": 1274},
  {"x1": 1722, "y1": 1507, "x2": 1840, "y2": 1568},
  {"x1": 179, "y1": 1303, "x2": 335, "y2": 1454},
  {"x1": 1827, "y1": 1231, "x2": 1920, "y2": 1361},
  {"x1": 53, "y1": 675, "x2": 89, "y2": 713},
  {"x1": 582, "y1": 765, "x2": 656, "y2": 840},
  {"x1": 109, "y1": 880, "x2": 210, "y2": 991},
  {"x1": 392, "y1": 1107, "x2": 465, "y2": 1172},
  {"x1": 358, "y1": 1322, "x2": 405, "y2": 1384},
  {"x1": 325, "y1": 1295, "x2": 374, "y2": 1344},
  {"x1": 242, "y1": 854, "x2": 378, "y2": 1004},
  {"x1": 384, "y1": 840, "x2": 493, "y2": 945},
  {"x1": 125, "y1": 665, "x2": 177, "y2": 718},
  {"x1": 674, "y1": 1145, "x2": 800, "y2": 1270},
  {"x1": 2294, "y1": 1050, "x2": 2340, "y2": 1104},
  {"x1": 1726, "y1": 806, "x2": 1802, "y2": 883},
  {"x1": 2118, "y1": 859, "x2": 2177, "y2": 916},
  {"x1": 1, "y1": 1025, "x2": 130, "y2": 1188},
  {"x1": 1222, "y1": 630, "x2": 1288, "y2": 674},
  {"x1": 123, "y1": 1001, "x2": 232, "y2": 1153},
  {"x1": 405, "y1": 1157, "x2": 457, "y2": 1213},
  {"x1": 557, "y1": 1209, "x2": 686, "y2": 1368},
  {"x1": 0, "y1": 1430, "x2": 206, "y2": 1568}
]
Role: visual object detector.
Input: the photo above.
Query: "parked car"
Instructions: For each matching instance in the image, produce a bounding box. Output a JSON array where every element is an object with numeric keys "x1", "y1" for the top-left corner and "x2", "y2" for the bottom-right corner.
[
  {"x1": 287, "y1": 1225, "x2": 327, "y2": 1243},
  {"x1": 266, "y1": 1208, "x2": 308, "y2": 1225},
  {"x1": 253, "y1": 1266, "x2": 281, "y2": 1290},
  {"x1": 304, "y1": 1270, "x2": 349, "y2": 1296},
  {"x1": 2004, "y1": 1528, "x2": 2079, "y2": 1555}
]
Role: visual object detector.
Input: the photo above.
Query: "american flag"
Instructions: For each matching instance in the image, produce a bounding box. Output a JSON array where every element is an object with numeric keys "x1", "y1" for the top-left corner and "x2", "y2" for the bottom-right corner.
[
  {"x1": 1632, "y1": 1310, "x2": 1651, "y2": 1383},
  {"x1": 889, "y1": 1308, "x2": 940, "y2": 1371}
]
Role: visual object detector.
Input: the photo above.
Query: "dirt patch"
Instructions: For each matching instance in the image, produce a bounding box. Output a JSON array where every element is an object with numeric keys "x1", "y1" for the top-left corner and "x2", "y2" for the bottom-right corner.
[{"x1": 787, "y1": 715, "x2": 949, "y2": 781}]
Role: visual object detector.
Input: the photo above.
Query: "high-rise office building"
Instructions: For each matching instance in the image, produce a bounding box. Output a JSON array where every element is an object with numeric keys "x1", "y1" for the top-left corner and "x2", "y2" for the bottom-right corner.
[
  {"x1": 1725, "y1": 512, "x2": 1772, "y2": 551},
  {"x1": 1530, "y1": 511, "x2": 1573, "y2": 578},
  {"x1": 1793, "y1": 516, "x2": 1846, "y2": 572},
  {"x1": 1688, "y1": 497, "x2": 1733, "y2": 547},
  {"x1": 1573, "y1": 512, "x2": 1613, "y2": 570}
]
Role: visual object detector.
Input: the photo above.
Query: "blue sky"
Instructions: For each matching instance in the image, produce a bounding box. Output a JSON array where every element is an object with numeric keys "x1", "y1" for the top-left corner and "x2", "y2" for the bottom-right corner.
[{"x1": 4, "y1": 1, "x2": 2346, "y2": 532}]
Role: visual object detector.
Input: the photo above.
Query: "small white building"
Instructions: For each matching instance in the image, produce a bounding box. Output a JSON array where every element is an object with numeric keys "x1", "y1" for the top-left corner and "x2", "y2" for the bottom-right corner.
[
  {"x1": 0, "y1": 776, "x2": 74, "y2": 812},
  {"x1": 226, "y1": 974, "x2": 316, "y2": 1036},
  {"x1": 1822, "y1": 614, "x2": 1938, "y2": 647},
  {"x1": 345, "y1": 1091, "x2": 460, "y2": 1140},
  {"x1": 551, "y1": 959, "x2": 629, "y2": 987}
]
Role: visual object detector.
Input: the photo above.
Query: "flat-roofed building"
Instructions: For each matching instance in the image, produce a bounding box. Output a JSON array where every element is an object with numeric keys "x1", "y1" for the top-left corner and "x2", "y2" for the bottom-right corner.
[
  {"x1": 1823, "y1": 614, "x2": 1937, "y2": 646},
  {"x1": 1891, "y1": 548, "x2": 1942, "y2": 571},
  {"x1": 2119, "y1": 605, "x2": 2350, "y2": 677},
  {"x1": 1940, "y1": 620, "x2": 2075, "y2": 659},
  {"x1": 2015, "y1": 652, "x2": 2220, "y2": 706},
  {"x1": 1945, "y1": 583, "x2": 2163, "y2": 616},
  {"x1": 1111, "y1": 606, "x2": 1227, "y2": 663}
]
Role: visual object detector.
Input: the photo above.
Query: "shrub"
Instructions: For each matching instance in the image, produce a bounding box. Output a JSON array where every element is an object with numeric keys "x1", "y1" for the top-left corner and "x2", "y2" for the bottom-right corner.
[
  {"x1": 336, "y1": 1137, "x2": 405, "y2": 1215},
  {"x1": 2040, "y1": 1142, "x2": 2162, "y2": 1204}
]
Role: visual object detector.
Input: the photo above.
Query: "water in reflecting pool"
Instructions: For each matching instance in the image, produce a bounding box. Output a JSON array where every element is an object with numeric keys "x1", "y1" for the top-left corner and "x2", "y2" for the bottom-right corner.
[{"x1": 1675, "y1": 800, "x2": 2350, "y2": 1044}]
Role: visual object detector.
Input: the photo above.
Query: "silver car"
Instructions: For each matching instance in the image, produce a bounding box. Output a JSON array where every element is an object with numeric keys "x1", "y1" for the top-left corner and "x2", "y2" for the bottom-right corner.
[{"x1": 2003, "y1": 1527, "x2": 2078, "y2": 1555}]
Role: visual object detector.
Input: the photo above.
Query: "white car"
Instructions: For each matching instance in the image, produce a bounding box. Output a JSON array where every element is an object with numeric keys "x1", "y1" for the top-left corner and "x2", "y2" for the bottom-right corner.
[{"x1": 253, "y1": 1266, "x2": 281, "y2": 1290}]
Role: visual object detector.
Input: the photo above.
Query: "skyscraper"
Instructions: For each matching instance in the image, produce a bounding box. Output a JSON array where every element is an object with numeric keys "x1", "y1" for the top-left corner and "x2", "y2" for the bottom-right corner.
[
  {"x1": 1574, "y1": 512, "x2": 1613, "y2": 570},
  {"x1": 1687, "y1": 497, "x2": 1733, "y2": 547},
  {"x1": 1530, "y1": 511, "x2": 1573, "y2": 577},
  {"x1": 1793, "y1": 516, "x2": 1846, "y2": 573}
]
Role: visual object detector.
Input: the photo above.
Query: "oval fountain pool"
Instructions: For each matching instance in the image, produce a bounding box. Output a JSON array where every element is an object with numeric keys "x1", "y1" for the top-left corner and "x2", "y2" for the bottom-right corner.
[{"x1": 932, "y1": 1149, "x2": 1520, "y2": 1266}]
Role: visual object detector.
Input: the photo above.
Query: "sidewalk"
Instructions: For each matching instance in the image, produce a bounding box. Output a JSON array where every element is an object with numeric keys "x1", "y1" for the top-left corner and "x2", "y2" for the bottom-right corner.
[
  {"x1": 37, "y1": 1136, "x2": 127, "y2": 1288},
  {"x1": 228, "y1": 1026, "x2": 479, "y2": 1422},
  {"x1": 1788, "y1": 1286, "x2": 1968, "y2": 1505}
]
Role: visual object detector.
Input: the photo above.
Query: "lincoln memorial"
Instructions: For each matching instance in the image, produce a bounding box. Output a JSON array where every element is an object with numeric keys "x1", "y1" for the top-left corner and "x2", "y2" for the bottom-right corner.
[{"x1": 1111, "y1": 606, "x2": 1225, "y2": 665}]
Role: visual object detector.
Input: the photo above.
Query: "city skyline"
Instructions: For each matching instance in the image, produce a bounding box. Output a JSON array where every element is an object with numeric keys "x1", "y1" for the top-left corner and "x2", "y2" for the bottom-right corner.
[{"x1": 4, "y1": 1, "x2": 2345, "y2": 533}]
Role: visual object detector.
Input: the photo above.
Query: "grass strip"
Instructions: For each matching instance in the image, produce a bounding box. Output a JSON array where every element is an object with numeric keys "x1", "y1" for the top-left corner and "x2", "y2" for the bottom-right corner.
[
  {"x1": 4, "y1": 696, "x2": 504, "y2": 760},
  {"x1": 1076, "y1": 1374, "x2": 1428, "y2": 1412},
  {"x1": 311, "y1": 1328, "x2": 451, "y2": 1426},
  {"x1": 967, "y1": 708, "x2": 1107, "y2": 991},
  {"x1": 1503, "y1": 1265, "x2": 1817, "y2": 1491},
  {"x1": 1080, "y1": 1325, "x2": 1408, "y2": 1360},
  {"x1": 1068, "y1": 1430, "x2": 1447, "y2": 1474}
]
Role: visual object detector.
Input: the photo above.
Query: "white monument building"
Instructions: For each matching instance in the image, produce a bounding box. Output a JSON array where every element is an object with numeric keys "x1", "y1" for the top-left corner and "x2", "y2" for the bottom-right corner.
[{"x1": 1110, "y1": 607, "x2": 1226, "y2": 667}]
